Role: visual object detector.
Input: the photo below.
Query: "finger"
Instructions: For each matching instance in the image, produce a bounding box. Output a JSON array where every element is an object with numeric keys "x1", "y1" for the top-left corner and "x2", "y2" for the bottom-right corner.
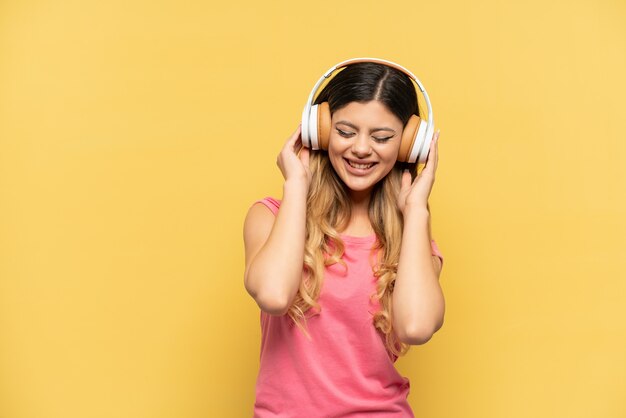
[
  {"x1": 424, "y1": 130, "x2": 440, "y2": 172},
  {"x1": 432, "y1": 130, "x2": 439, "y2": 167},
  {"x1": 294, "y1": 136, "x2": 303, "y2": 154},
  {"x1": 401, "y1": 169, "x2": 412, "y2": 191},
  {"x1": 286, "y1": 124, "x2": 302, "y2": 146},
  {"x1": 299, "y1": 146, "x2": 310, "y2": 167}
]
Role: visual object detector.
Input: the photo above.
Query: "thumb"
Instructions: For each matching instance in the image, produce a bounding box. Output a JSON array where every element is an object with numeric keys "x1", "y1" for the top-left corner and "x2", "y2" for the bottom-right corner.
[
  {"x1": 401, "y1": 169, "x2": 412, "y2": 191},
  {"x1": 299, "y1": 146, "x2": 310, "y2": 167}
]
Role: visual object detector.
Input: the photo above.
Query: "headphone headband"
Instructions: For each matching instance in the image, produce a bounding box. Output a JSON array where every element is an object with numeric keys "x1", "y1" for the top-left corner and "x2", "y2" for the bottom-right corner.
[{"x1": 321, "y1": 58, "x2": 426, "y2": 92}]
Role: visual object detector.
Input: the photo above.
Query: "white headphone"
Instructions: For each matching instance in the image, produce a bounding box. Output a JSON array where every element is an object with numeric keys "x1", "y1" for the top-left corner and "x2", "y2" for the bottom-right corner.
[{"x1": 301, "y1": 57, "x2": 435, "y2": 164}]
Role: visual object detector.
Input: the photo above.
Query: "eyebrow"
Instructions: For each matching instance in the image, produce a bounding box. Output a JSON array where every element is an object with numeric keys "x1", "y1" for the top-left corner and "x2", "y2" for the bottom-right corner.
[{"x1": 335, "y1": 120, "x2": 396, "y2": 134}]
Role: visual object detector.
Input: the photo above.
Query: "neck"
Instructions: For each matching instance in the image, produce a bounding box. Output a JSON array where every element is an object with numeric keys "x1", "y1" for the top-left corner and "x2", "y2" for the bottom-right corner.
[
  {"x1": 349, "y1": 188, "x2": 372, "y2": 217},
  {"x1": 338, "y1": 187, "x2": 375, "y2": 237}
]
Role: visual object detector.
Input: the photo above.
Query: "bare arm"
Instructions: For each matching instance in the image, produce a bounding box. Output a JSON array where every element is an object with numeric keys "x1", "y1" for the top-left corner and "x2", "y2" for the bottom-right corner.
[
  {"x1": 243, "y1": 125, "x2": 311, "y2": 316},
  {"x1": 393, "y1": 130, "x2": 444, "y2": 345},
  {"x1": 392, "y1": 206, "x2": 445, "y2": 345},
  {"x1": 243, "y1": 182, "x2": 308, "y2": 315}
]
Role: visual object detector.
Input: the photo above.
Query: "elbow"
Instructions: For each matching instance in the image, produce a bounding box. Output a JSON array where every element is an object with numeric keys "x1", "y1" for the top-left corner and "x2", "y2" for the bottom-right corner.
[
  {"x1": 397, "y1": 318, "x2": 444, "y2": 346},
  {"x1": 255, "y1": 291, "x2": 291, "y2": 316},
  {"x1": 244, "y1": 270, "x2": 291, "y2": 316},
  {"x1": 398, "y1": 327, "x2": 433, "y2": 346}
]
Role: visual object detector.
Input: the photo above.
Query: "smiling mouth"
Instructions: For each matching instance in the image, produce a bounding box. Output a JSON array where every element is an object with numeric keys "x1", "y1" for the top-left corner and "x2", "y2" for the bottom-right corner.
[{"x1": 344, "y1": 158, "x2": 377, "y2": 170}]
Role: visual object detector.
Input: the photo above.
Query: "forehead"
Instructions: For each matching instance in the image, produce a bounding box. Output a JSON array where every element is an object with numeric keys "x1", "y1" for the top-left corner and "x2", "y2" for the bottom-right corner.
[{"x1": 332, "y1": 100, "x2": 402, "y2": 127}]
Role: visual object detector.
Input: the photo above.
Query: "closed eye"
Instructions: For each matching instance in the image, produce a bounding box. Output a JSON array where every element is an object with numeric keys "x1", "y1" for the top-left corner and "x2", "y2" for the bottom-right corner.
[
  {"x1": 336, "y1": 128, "x2": 393, "y2": 142},
  {"x1": 336, "y1": 128, "x2": 354, "y2": 138},
  {"x1": 373, "y1": 136, "x2": 393, "y2": 142}
]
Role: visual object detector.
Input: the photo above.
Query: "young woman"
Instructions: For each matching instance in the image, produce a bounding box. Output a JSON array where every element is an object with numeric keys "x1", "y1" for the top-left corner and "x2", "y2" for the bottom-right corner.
[{"x1": 243, "y1": 59, "x2": 444, "y2": 417}]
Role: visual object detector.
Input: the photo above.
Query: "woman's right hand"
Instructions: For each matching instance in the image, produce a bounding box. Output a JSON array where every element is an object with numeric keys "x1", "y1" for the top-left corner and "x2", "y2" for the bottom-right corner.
[{"x1": 276, "y1": 124, "x2": 311, "y2": 189}]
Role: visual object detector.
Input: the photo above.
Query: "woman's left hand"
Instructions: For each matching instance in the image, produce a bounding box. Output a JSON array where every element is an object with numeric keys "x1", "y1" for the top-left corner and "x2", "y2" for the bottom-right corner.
[{"x1": 397, "y1": 129, "x2": 440, "y2": 216}]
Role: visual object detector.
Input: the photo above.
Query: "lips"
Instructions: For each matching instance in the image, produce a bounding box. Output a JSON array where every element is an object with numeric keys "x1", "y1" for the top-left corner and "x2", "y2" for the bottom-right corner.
[
  {"x1": 343, "y1": 158, "x2": 377, "y2": 174},
  {"x1": 347, "y1": 160, "x2": 375, "y2": 169}
]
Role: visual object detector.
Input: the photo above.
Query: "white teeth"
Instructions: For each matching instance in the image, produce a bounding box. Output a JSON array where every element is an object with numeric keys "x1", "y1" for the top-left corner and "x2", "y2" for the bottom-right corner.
[{"x1": 347, "y1": 160, "x2": 374, "y2": 169}]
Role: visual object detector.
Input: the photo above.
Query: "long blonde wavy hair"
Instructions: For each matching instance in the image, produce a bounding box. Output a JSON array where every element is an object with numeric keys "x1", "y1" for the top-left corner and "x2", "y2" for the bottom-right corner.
[{"x1": 284, "y1": 62, "x2": 432, "y2": 359}]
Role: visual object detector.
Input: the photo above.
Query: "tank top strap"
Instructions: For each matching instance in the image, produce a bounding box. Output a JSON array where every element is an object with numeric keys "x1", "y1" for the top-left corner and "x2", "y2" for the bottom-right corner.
[
  {"x1": 252, "y1": 196, "x2": 443, "y2": 265},
  {"x1": 253, "y1": 196, "x2": 282, "y2": 216}
]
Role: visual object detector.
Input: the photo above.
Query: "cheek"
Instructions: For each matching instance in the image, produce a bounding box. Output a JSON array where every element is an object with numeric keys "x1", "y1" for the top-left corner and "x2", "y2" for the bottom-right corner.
[
  {"x1": 327, "y1": 141, "x2": 344, "y2": 162},
  {"x1": 387, "y1": 150, "x2": 400, "y2": 164},
  {"x1": 329, "y1": 155, "x2": 343, "y2": 173},
  {"x1": 375, "y1": 144, "x2": 400, "y2": 163},
  {"x1": 326, "y1": 148, "x2": 343, "y2": 172}
]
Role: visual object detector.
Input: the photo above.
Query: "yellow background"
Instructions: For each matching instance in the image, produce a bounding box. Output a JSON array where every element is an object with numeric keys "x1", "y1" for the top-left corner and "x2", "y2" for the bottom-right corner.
[{"x1": 1, "y1": 0, "x2": 624, "y2": 417}]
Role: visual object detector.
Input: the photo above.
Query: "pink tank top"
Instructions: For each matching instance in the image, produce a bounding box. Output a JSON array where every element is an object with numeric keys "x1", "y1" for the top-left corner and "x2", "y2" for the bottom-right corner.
[{"x1": 251, "y1": 197, "x2": 443, "y2": 417}]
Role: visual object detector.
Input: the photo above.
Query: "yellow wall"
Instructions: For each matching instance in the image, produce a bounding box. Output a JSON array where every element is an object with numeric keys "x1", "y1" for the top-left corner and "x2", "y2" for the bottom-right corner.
[{"x1": 1, "y1": 0, "x2": 624, "y2": 417}]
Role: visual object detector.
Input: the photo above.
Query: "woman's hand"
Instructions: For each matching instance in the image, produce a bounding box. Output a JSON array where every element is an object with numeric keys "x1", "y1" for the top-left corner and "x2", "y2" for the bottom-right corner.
[
  {"x1": 397, "y1": 129, "x2": 440, "y2": 216},
  {"x1": 276, "y1": 124, "x2": 312, "y2": 189}
]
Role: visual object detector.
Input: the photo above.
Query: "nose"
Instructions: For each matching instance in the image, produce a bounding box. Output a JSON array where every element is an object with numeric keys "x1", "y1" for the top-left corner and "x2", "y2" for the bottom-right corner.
[{"x1": 351, "y1": 133, "x2": 372, "y2": 157}]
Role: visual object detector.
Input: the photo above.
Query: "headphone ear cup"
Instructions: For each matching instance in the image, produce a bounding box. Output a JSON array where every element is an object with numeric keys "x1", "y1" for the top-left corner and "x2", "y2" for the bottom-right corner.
[
  {"x1": 398, "y1": 115, "x2": 421, "y2": 162},
  {"x1": 308, "y1": 104, "x2": 319, "y2": 149},
  {"x1": 317, "y1": 102, "x2": 331, "y2": 150},
  {"x1": 301, "y1": 105, "x2": 311, "y2": 148}
]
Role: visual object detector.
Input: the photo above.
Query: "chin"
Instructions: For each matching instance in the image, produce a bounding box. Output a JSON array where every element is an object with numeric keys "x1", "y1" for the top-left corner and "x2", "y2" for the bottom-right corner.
[{"x1": 339, "y1": 176, "x2": 382, "y2": 193}]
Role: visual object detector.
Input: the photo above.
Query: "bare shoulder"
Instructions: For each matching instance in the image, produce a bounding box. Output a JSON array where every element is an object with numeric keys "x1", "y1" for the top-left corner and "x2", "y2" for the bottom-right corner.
[{"x1": 243, "y1": 202, "x2": 277, "y2": 271}]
